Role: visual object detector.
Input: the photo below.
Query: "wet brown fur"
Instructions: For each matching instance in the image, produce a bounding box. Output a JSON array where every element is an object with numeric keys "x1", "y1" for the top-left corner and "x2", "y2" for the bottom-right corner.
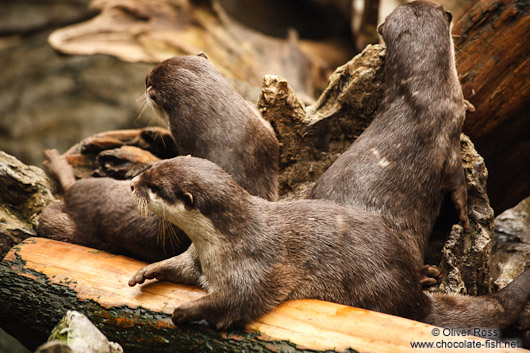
[
  {"x1": 129, "y1": 156, "x2": 429, "y2": 329},
  {"x1": 37, "y1": 149, "x2": 187, "y2": 262},
  {"x1": 146, "y1": 54, "x2": 279, "y2": 201},
  {"x1": 310, "y1": 1, "x2": 469, "y2": 268},
  {"x1": 309, "y1": 0, "x2": 530, "y2": 329}
]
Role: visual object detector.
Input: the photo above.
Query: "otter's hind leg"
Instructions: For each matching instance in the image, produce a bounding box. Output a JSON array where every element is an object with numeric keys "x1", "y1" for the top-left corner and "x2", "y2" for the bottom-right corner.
[
  {"x1": 43, "y1": 149, "x2": 76, "y2": 191},
  {"x1": 420, "y1": 264, "x2": 440, "y2": 287},
  {"x1": 37, "y1": 202, "x2": 77, "y2": 242}
]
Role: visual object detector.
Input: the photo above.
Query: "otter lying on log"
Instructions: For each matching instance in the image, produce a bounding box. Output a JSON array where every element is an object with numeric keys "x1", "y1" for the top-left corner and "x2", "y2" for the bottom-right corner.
[{"x1": 129, "y1": 155, "x2": 530, "y2": 332}]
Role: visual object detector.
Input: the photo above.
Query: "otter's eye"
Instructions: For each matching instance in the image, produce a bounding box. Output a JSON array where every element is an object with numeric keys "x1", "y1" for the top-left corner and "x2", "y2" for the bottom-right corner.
[
  {"x1": 445, "y1": 11, "x2": 452, "y2": 23},
  {"x1": 147, "y1": 86, "x2": 157, "y2": 102}
]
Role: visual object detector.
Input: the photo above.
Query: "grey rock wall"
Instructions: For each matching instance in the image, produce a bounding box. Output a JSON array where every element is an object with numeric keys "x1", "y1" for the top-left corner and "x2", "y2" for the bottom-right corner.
[{"x1": 0, "y1": 1, "x2": 159, "y2": 166}]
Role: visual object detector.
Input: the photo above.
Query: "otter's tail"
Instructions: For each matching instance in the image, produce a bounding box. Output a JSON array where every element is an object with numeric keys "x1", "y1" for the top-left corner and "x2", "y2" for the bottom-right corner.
[
  {"x1": 42, "y1": 149, "x2": 76, "y2": 191},
  {"x1": 424, "y1": 268, "x2": 530, "y2": 328}
]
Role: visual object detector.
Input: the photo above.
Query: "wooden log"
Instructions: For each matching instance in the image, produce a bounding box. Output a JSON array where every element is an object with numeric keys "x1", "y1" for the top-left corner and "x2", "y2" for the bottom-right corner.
[
  {"x1": 454, "y1": 0, "x2": 530, "y2": 213},
  {"x1": 0, "y1": 238, "x2": 526, "y2": 353},
  {"x1": 58, "y1": 127, "x2": 178, "y2": 180}
]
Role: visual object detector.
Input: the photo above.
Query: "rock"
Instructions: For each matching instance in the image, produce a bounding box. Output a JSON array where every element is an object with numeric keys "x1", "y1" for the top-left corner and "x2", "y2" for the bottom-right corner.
[
  {"x1": 454, "y1": 0, "x2": 530, "y2": 213},
  {"x1": 0, "y1": 151, "x2": 55, "y2": 258},
  {"x1": 94, "y1": 146, "x2": 160, "y2": 179},
  {"x1": 491, "y1": 197, "x2": 530, "y2": 289},
  {"x1": 490, "y1": 197, "x2": 530, "y2": 343},
  {"x1": 0, "y1": 5, "x2": 160, "y2": 166},
  {"x1": 258, "y1": 44, "x2": 385, "y2": 199},
  {"x1": 47, "y1": 0, "x2": 328, "y2": 101},
  {"x1": 0, "y1": 0, "x2": 94, "y2": 35},
  {"x1": 35, "y1": 311, "x2": 123, "y2": 353},
  {"x1": 55, "y1": 127, "x2": 177, "y2": 180}
]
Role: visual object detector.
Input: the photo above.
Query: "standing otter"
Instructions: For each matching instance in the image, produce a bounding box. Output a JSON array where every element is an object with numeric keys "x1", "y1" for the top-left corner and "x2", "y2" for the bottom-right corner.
[
  {"x1": 310, "y1": 1, "x2": 469, "y2": 272},
  {"x1": 38, "y1": 54, "x2": 279, "y2": 261},
  {"x1": 128, "y1": 156, "x2": 530, "y2": 330}
]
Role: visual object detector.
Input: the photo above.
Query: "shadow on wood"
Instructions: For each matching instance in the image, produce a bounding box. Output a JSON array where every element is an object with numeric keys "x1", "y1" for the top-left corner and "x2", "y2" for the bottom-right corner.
[{"x1": 0, "y1": 238, "x2": 526, "y2": 352}]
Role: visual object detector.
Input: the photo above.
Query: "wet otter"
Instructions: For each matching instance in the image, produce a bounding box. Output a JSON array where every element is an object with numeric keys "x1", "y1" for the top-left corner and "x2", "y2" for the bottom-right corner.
[
  {"x1": 310, "y1": 1, "x2": 470, "y2": 273},
  {"x1": 128, "y1": 156, "x2": 530, "y2": 330},
  {"x1": 38, "y1": 54, "x2": 279, "y2": 261}
]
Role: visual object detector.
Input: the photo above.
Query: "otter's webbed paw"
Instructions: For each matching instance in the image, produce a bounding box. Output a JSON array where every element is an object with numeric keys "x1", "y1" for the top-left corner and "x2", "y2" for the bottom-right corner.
[
  {"x1": 128, "y1": 261, "x2": 170, "y2": 286},
  {"x1": 420, "y1": 264, "x2": 440, "y2": 288}
]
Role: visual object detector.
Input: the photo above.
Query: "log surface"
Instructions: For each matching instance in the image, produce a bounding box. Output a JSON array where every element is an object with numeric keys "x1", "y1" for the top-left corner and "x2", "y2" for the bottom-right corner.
[
  {"x1": 454, "y1": 0, "x2": 530, "y2": 212},
  {"x1": 0, "y1": 238, "x2": 526, "y2": 353}
]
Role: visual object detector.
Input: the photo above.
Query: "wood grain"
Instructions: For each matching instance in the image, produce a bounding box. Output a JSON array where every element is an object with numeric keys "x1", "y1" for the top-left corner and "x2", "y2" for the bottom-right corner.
[{"x1": 0, "y1": 237, "x2": 527, "y2": 352}]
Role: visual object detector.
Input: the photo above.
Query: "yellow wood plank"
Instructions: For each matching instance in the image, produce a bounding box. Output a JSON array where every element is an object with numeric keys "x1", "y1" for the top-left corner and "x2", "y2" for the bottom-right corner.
[{"x1": 4, "y1": 237, "x2": 527, "y2": 353}]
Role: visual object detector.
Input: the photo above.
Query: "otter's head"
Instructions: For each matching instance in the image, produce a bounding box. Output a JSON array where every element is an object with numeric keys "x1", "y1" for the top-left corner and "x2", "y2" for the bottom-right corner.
[
  {"x1": 144, "y1": 53, "x2": 213, "y2": 122},
  {"x1": 377, "y1": 1, "x2": 452, "y2": 42},
  {"x1": 377, "y1": 1, "x2": 454, "y2": 77},
  {"x1": 130, "y1": 156, "x2": 249, "y2": 239}
]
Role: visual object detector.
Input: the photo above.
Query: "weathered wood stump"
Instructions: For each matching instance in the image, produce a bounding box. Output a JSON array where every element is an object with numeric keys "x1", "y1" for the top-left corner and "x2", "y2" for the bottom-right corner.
[{"x1": 1, "y1": 238, "x2": 525, "y2": 353}]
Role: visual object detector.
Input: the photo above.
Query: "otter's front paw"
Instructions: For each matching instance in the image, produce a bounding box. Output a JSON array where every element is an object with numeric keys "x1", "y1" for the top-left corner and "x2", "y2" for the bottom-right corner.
[{"x1": 128, "y1": 263, "x2": 168, "y2": 286}]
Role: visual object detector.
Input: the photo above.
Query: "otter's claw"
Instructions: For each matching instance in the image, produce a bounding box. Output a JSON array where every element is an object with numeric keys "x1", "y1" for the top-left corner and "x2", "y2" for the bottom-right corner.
[
  {"x1": 128, "y1": 263, "x2": 166, "y2": 286},
  {"x1": 420, "y1": 264, "x2": 440, "y2": 288}
]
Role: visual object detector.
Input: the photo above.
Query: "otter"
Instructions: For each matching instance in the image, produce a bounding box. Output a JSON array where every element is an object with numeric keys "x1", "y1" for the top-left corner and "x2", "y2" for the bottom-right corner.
[
  {"x1": 37, "y1": 149, "x2": 187, "y2": 262},
  {"x1": 38, "y1": 54, "x2": 279, "y2": 261},
  {"x1": 146, "y1": 53, "x2": 279, "y2": 201},
  {"x1": 128, "y1": 156, "x2": 530, "y2": 330},
  {"x1": 310, "y1": 1, "x2": 469, "y2": 274}
]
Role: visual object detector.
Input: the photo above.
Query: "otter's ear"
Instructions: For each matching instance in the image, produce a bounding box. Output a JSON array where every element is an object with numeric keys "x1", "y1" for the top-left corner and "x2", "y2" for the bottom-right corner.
[
  {"x1": 183, "y1": 192, "x2": 194, "y2": 210},
  {"x1": 377, "y1": 22, "x2": 384, "y2": 36},
  {"x1": 445, "y1": 11, "x2": 453, "y2": 23},
  {"x1": 197, "y1": 52, "x2": 208, "y2": 60}
]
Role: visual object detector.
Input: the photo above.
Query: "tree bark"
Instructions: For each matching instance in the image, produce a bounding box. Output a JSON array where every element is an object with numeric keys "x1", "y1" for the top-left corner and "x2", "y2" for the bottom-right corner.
[
  {"x1": 454, "y1": 0, "x2": 530, "y2": 213},
  {"x1": 1, "y1": 237, "x2": 518, "y2": 353}
]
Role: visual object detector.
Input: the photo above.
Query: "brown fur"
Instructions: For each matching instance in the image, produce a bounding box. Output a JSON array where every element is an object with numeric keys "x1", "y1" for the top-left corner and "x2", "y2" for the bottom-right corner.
[
  {"x1": 129, "y1": 156, "x2": 428, "y2": 329},
  {"x1": 309, "y1": 0, "x2": 530, "y2": 329},
  {"x1": 146, "y1": 54, "x2": 279, "y2": 201},
  {"x1": 38, "y1": 55, "x2": 279, "y2": 261},
  {"x1": 310, "y1": 1, "x2": 469, "y2": 268},
  {"x1": 37, "y1": 149, "x2": 188, "y2": 262},
  {"x1": 128, "y1": 156, "x2": 530, "y2": 330}
]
